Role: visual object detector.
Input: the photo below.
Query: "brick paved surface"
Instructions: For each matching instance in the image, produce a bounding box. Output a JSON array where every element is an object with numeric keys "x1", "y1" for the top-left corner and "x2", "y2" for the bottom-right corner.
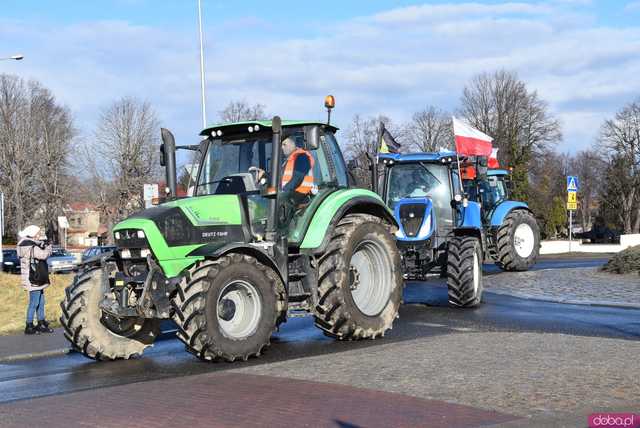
[
  {"x1": 232, "y1": 332, "x2": 640, "y2": 419},
  {"x1": 0, "y1": 372, "x2": 520, "y2": 428},
  {"x1": 485, "y1": 267, "x2": 640, "y2": 307}
]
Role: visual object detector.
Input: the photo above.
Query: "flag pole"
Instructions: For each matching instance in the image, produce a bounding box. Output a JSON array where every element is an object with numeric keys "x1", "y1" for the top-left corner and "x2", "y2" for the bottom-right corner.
[{"x1": 452, "y1": 117, "x2": 465, "y2": 194}]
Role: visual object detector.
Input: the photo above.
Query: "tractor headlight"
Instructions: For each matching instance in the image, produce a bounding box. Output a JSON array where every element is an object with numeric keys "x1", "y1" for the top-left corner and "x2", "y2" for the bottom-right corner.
[
  {"x1": 140, "y1": 249, "x2": 150, "y2": 258},
  {"x1": 120, "y1": 249, "x2": 131, "y2": 259},
  {"x1": 137, "y1": 230, "x2": 145, "y2": 239}
]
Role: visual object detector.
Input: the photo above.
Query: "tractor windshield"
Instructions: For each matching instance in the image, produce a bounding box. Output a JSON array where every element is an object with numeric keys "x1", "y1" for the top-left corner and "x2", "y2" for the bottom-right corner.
[
  {"x1": 386, "y1": 163, "x2": 442, "y2": 209},
  {"x1": 195, "y1": 135, "x2": 272, "y2": 196}
]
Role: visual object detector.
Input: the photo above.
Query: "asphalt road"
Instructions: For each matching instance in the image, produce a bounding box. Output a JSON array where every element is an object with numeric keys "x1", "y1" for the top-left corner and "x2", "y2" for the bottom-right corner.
[{"x1": 1, "y1": 255, "x2": 637, "y2": 408}]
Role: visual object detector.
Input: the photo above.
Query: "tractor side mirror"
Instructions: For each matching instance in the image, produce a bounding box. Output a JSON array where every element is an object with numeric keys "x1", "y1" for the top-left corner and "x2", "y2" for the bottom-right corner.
[{"x1": 304, "y1": 126, "x2": 321, "y2": 150}]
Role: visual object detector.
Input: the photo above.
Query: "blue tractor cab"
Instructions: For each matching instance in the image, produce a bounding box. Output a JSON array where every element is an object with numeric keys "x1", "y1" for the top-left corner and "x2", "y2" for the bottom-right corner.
[{"x1": 378, "y1": 151, "x2": 485, "y2": 308}]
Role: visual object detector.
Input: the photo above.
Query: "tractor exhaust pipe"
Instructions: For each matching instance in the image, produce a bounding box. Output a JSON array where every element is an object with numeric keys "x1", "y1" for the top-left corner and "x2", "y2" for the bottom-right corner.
[{"x1": 160, "y1": 128, "x2": 178, "y2": 199}]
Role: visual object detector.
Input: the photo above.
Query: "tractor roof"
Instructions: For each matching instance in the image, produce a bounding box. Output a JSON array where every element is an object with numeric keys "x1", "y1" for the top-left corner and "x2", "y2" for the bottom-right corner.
[
  {"x1": 378, "y1": 151, "x2": 458, "y2": 163},
  {"x1": 200, "y1": 120, "x2": 338, "y2": 137}
]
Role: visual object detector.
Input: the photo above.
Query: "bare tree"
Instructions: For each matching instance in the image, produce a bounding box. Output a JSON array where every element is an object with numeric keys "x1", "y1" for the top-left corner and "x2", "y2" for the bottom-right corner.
[
  {"x1": 344, "y1": 114, "x2": 395, "y2": 160},
  {"x1": 405, "y1": 106, "x2": 453, "y2": 152},
  {"x1": 89, "y1": 97, "x2": 161, "y2": 232},
  {"x1": 570, "y1": 150, "x2": 606, "y2": 231},
  {"x1": 0, "y1": 74, "x2": 75, "y2": 240},
  {"x1": 219, "y1": 101, "x2": 267, "y2": 122},
  {"x1": 459, "y1": 70, "x2": 561, "y2": 199},
  {"x1": 597, "y1": 99, "x2": 640, "y2": 233}
]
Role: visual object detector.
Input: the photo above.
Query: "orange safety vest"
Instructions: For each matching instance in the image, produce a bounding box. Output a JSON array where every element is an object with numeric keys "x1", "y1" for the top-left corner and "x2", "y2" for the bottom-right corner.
[{"x1": 281, "y1": 148, "x2": 316, "y2": 194}]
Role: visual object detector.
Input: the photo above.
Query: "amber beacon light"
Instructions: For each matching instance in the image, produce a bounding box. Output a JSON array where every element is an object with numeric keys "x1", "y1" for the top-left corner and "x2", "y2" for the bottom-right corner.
[{"x1": 325, "y1": 95, "x2": 335, "y2": 124}]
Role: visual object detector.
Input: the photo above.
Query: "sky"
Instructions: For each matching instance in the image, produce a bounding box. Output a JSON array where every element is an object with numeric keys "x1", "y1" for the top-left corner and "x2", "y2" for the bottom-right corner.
[{"x1": 2, "y1": 0, "x2": 640, "y2": 156}]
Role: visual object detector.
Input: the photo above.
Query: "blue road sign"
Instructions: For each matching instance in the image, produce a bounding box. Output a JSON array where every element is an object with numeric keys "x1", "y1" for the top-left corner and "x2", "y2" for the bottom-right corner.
[{"x1": 567, "y1": 176, "x2": 579, "y2": 192}]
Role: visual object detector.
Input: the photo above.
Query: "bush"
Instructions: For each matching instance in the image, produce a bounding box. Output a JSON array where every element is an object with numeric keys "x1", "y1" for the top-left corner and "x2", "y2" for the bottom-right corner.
[{"x1": 601, "y1": 245, "x2": 640, "y2": 274}]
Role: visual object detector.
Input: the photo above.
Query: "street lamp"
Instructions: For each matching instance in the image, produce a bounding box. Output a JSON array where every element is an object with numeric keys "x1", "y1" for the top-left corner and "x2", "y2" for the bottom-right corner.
[{"x1": 0, "y1": 54, "x2": 24, "y2": 61}]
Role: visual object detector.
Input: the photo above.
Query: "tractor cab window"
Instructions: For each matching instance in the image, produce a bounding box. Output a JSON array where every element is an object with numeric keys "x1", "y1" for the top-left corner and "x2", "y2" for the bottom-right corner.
[
  {"x1": 196, "y1": 136, "x2": 272, "y2": 196},
  {"x1": 279, "y1": 129, "x2": 346, "y2": 243},
  {"x1": 481, "y1": 175, "x2": 507, "y2": 210},
  {"x1": 386, "y1": 163, "x2": 441, "y2": 210},
  {"x1": 386, "y1": 162, "x2": 455, "y2": 236}
]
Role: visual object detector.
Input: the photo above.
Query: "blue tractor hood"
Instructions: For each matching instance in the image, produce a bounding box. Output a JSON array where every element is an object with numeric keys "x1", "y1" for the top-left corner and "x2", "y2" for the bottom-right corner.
[{"x1": 393, "y1": 197, "x2": 436, "y2": 242}]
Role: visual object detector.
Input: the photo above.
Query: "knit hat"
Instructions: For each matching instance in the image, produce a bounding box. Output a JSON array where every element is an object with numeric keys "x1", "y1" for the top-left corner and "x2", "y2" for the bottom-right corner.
[{"x1": 18, "y1": 225, "x2": 40, "y2": 239}]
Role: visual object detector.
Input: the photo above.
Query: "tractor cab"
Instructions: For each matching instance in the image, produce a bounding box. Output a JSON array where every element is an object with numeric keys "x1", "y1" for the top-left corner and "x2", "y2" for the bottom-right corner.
[
  {"x1": 461, "y1": 165, "x2": 511, "y2": 222},
  {"x1": 189, "y1": 120, "x2": 349, "y2": 243}
]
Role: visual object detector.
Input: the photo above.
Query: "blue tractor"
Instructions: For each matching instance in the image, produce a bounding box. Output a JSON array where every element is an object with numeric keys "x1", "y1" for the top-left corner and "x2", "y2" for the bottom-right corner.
[
  {"x1": 377, "y1": 152, "x2": 486, "y2": 308},
  {"x1": 371, "y1": 152, "x2": 540, "y2": 307},
  {"x1": 462, "y1": 165, "x2": 540, "y2": 271}
]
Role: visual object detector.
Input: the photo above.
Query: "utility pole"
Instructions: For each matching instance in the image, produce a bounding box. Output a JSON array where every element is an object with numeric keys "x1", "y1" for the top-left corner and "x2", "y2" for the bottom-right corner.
[{"x1": 197, "y1": 0, "x2": 207, "y2": 128}]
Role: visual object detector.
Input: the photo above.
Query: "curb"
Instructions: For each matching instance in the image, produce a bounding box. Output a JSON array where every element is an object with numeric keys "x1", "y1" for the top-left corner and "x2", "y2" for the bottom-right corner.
[
  {"x1": 0, "y1": 348, "x2": 72, "y2": 364},
  {"x1": 485, "y1": 288, "x2": 640, "y2": 310}
]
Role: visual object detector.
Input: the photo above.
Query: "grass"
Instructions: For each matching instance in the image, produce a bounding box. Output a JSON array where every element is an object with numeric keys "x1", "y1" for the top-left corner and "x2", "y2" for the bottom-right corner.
[{"x1": 0, "y1": 272, "x2": 73, "y2": 335}]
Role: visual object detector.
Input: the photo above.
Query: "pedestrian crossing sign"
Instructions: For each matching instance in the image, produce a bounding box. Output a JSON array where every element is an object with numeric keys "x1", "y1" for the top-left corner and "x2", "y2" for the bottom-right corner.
[{"x1": 567, "y1": 176, "x2": 579, "y2": 192}]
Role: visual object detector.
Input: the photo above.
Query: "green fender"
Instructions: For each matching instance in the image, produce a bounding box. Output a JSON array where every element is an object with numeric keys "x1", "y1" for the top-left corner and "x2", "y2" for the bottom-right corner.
[{"x1": 299, "y1": 188, "x2": 397, "y2": 250}]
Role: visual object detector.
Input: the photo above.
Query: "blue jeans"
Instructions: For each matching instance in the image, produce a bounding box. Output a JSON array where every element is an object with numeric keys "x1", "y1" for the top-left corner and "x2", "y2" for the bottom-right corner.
[{"x1": 26, "y1": 290, "x2": 45, "y2": 324}]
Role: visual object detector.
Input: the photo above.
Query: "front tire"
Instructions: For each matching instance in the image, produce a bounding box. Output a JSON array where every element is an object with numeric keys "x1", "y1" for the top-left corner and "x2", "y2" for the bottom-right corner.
[
  {"x1": 314, "y1": 214, "x2": 403, "y2": 340},
  {"x1": 447, "y1": 236, "x2": 483, "y2": 308},
  {"x1": 494, "y1": 210, "x2": 540, "y2": 271},
  {"x1": 60, "y1": 267, "x2": 159, "y2": 360},
  {"x1": 172, "y1": 254, "x2": 286, "y2": 362}
]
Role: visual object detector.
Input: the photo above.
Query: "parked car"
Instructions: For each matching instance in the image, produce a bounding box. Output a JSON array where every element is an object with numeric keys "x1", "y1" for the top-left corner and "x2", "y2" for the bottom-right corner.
[
  {"x1": 1, "y1": 249, "x2": 21, "y2": 274},
  {"x1": 80, "y1": 245, "x2": 116, "y2": 264},
  {"x1": 47, "y1": 248, "x2": 77, "y2": 273}
]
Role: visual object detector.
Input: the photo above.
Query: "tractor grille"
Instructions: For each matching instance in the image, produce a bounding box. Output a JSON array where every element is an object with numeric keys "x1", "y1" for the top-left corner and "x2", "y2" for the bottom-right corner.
[{"x1": 399, "y1": 203, "x2": 427, "y2": 237}]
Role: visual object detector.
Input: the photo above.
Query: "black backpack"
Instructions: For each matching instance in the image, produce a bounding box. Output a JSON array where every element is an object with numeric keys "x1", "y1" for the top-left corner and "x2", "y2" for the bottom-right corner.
[{"x1": 29, "y1": 245, "x2": 50, "y2": 286}]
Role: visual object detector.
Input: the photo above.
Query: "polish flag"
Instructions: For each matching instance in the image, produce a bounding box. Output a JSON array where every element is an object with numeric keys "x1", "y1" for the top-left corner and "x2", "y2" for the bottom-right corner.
[
  {"x1": 488, "y1": 147, "x2": 500, "y2": 168},
  {"x1": 452, "y1": 117, "x2": 493, "y2": 157}
]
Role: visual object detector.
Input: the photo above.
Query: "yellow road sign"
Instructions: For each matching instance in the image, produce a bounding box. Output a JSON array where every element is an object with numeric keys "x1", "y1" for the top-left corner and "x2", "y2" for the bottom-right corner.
[
  {"x1": 567, "y1": 192, "x2": 577, "y2": 203},
  {"x1": 567, "y1": 201, "x2": 577, "y2": 211}
]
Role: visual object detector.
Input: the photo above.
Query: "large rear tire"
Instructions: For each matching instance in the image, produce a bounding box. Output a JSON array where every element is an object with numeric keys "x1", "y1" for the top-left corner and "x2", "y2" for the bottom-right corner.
[
  {"x1": 494, "y1": 210, "x2": 540, "y2": 271},
  {"x1": 172, "y1": 254, "x2": 286, "y2": 362},
  {"x1": 314, "y1": 214, "x2": 403, "y2": 340},
  {"x1": 60, "y1": 267, "x2": 160, "y2": 360},
  {"x1": 447, "y1": 236, "x2": 483, "y2": 308}
]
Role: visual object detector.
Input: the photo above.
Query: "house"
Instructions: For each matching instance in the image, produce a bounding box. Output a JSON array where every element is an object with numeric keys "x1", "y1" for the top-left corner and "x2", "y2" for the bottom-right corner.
[{"x1": 63, "y1": 202, "x2": 102, "y2": 247}]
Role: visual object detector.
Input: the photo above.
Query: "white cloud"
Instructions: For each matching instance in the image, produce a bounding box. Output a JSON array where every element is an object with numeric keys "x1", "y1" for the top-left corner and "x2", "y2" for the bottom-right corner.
[
  {"x1": 1, "y1": 1, "x2": 638, "y2": 155},
  {"x1": 625, "y1": 1, "x2": 640, "y2": 12}
]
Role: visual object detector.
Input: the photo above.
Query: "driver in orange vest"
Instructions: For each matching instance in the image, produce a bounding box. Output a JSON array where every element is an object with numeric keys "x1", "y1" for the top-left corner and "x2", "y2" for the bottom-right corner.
[
  {"x1": 280, "y1": 136, "x2": 316, "y2": 201},
  {"x1": 254, "y1": 136, "x2": 316, "y2": 202}
]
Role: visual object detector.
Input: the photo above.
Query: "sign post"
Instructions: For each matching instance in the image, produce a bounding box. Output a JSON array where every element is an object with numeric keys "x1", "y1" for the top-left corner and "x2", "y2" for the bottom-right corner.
[
  {"x1": 143, "y1": 184, "x2": 159, "y2": 209},
  {"x1": 566, "y1": 176, "x2": 579, "y2": 252}
]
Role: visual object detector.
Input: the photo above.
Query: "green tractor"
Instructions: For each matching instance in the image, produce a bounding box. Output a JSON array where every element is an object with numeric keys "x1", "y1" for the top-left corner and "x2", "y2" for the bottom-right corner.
[{"x1": 61, "y1": 114, "x2": 403, "y2": 362}]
